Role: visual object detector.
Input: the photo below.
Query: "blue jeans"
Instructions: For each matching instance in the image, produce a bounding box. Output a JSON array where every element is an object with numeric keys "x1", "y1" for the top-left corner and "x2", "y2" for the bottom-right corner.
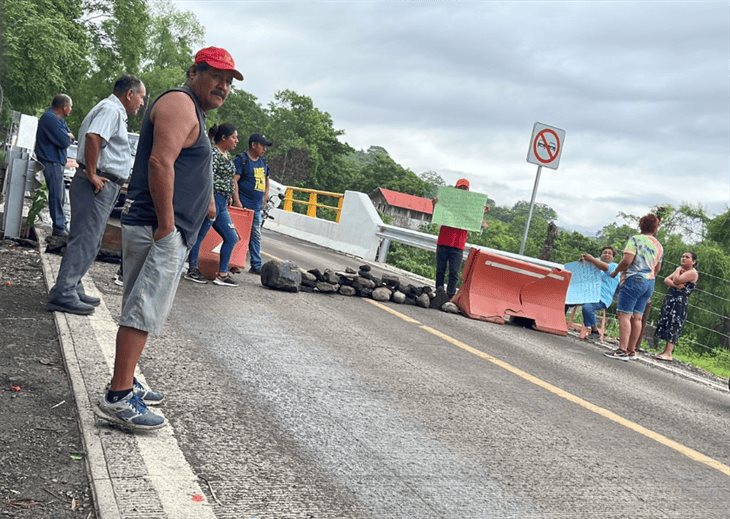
[
  {"x1": 41, "y1": 161, "x2": 66, "y2": 233},
  {"x1": 617, "y1": 275, "x2": 654, "y2": 315},
  {"x1": 249, "y1": 209, "x2": 263, "y2": 269},
  {"x1": 436, "y1": 245, "x2": 463, "y2": 298},
  {"x1": 582, "y1": 301, "x2": 606, "y2": 329},
  {"x1": 188, "y1": 193, "x2": 239, "y2": 273}
]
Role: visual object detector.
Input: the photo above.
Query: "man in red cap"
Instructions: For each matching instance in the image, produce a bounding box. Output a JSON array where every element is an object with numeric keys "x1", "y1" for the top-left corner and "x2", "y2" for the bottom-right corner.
[
  {"x1": 93, "y1": 47, "x2": 243, "y2": 431},
  {"x1": 432, "y1": 178, "x2": 483, "y2": 300}
]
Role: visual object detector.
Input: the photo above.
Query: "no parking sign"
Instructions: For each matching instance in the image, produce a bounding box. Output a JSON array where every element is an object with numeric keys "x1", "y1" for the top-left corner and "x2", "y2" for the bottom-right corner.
[
  {"x1": 519, "y1": 121, "x2": 567, "y2": 254},
  {"x1": 526, "y1": 122, "x2": 565, "y2": 170}
]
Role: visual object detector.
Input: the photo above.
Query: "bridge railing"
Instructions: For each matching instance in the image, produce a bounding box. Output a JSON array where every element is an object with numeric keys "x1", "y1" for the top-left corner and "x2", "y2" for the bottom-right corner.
[
  {"x1": 269, "y1": 189, "x2": 562, "y2": 270},
  {"x1": 376, "y1": 223, "x2": 563, "y2": 269},
  {"x1": 281, "y1": 187, "x2": 344, "y2": 222}
]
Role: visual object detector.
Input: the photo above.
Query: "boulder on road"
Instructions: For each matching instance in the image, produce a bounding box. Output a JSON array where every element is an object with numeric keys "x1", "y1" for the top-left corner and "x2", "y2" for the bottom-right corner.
[{"x1": 261, "y1": 260, "x2": 302, "y2": 292}]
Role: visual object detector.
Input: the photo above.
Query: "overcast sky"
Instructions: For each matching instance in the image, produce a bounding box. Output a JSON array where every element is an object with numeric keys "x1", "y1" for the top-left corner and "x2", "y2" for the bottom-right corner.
[{"x1": 173, "y1": 0, "x2": 729, "y2": 233}]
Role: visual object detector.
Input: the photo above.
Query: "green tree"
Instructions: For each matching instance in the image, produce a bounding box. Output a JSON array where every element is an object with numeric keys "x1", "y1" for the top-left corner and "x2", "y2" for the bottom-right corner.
[
  {"x1": 355, "y1": 152, "x2": 430, "y2": 197},
  {"x1": 266, "y1": 89, "x2": 351, "y2": 191},
  {"x1": 144, "y1": 1, "x2": 203, "y2": 72},
  {"x1": 66, "y1": 0, "x2": 152, "y2": 131},
  {"x1": 489, "y1": 201, "x2": 557, "y2": 256},
  {"x1": 139, "y1": 2, "x2": 204, "y2": 100},
  {"x1": 84, "y1": 0, "x2": 150, "y2": 76},
  {"x1": 213, "y1": 89, "x2": 268, "y2": 154},
  {"x1": 419, "y1": 170, "x2": 446, "y2": 198},
  {"x1": 706, "y1": 208, "x2": 730, "y2": 248},
  {"x1": 0, "y1": 0, "x2": 89, "y2": 114},
  {"x1": 595, "y1": 222, "x2": 636, "y2": 252},
  {"x1": 553, "y1": 230, "x2": 598, "y2": 264}
]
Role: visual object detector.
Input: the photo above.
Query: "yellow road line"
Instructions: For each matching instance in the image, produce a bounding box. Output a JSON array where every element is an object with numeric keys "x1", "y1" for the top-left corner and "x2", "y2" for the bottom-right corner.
[
  {"x1": 365, "y1": 299, "x2": 730, "y2": 477},
  {"x1": 261, "y1": 251, "x2": 281, "y2": 261},
  {"x1": 369, "y1": 301, "x2": 422, "y2": 325}
]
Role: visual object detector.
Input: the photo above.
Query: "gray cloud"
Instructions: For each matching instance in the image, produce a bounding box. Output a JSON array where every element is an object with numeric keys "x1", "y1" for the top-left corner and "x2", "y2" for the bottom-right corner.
[{"x1": 176, "y1": 0, "x2": 729, "y2": 232}]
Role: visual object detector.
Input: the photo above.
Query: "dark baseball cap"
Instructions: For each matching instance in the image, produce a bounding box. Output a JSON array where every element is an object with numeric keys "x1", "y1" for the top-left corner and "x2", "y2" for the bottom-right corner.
[
  {"x1": 194, "y1": 47, "x2": 244, "y2": 81},
  {"x1": 249, "y1": 133, "x2": 273, "y2": 147}
]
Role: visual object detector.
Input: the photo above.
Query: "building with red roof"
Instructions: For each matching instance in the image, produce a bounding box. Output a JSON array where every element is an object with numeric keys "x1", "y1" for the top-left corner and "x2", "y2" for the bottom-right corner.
[{"x1": 369, "y1": 188, "x2": 433, "y2": 230}]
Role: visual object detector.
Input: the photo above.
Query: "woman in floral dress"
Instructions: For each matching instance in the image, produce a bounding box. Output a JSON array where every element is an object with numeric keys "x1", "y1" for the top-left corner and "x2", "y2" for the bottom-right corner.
[{"x1": 653, "y1": 252, "x2": 699, "y2": 361}]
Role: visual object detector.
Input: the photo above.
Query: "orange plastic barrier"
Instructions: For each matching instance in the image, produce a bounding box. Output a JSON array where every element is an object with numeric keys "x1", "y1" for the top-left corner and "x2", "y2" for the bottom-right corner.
[
  {"x1": 198, "y1": 206, "x2": 254, "y2": 280},
  {"x1": 452, "y1": 249, "x2": 572, "y2": 336}
]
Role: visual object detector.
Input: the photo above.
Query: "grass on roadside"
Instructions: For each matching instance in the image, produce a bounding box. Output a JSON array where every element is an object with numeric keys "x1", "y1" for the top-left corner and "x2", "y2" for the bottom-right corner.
[
  {"x1": 569, "y1": 310, "x2": 730, "y2": 380},
  {"x1": 646, "y1": 345, "x2": 730, "y2": 379}
]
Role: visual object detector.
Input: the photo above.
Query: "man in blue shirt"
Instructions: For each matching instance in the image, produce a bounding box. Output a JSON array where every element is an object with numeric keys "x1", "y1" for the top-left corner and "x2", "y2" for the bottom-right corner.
[
  {"x1": 35, "y1": 94, "x2": 74, "y2": 236},
  {"x1": 580, "y1": 246, "x2": 619, "y2": 338},
  {"x1": 233, "y1": 133, "x2": 271, "y2": 274}
]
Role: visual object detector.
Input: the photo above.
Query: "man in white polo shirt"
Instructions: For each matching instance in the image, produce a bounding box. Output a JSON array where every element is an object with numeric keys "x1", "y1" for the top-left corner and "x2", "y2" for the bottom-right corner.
[{"x1": 47, "y1": 75, "x2": 146, "y2": 315}]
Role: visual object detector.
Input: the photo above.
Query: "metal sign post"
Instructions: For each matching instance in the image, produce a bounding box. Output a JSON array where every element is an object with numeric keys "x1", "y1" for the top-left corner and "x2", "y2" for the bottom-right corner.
[
  {"x1": 519, "y1": 165, "x2": 542, "y2": 255},
  {"x1": 520, "y1": 122, "x2": 566, "y2": 255}
]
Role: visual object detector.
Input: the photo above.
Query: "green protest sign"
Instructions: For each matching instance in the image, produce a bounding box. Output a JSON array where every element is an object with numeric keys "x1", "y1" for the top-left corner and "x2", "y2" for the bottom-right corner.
[{"x1": 432, "y1": 186, "x2": 487, "y2": 232}]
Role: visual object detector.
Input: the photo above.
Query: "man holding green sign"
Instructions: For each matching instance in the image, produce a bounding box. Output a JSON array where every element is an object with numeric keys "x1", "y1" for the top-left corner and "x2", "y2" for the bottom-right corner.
[{"x1": 431, "y1": 178, "x2": 489, "y2": 299}]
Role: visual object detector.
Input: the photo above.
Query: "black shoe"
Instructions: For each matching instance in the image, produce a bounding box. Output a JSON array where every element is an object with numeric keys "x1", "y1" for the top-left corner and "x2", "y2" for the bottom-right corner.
[
  {"x1": 78, "y1": 293, "x2": 101, "y2": 306},
  {"x1": 249, "y1": 267, "x2": 262, "y2": 275},
  {"x1": 184, "y1": 268, "x2": 208, "y2": 284},
  {"x1": 52, "y1": 229, "x2": 69, "y2": 238},
  {"x1": 46, "y1": 299, "x2": 95, "y2": 315}
]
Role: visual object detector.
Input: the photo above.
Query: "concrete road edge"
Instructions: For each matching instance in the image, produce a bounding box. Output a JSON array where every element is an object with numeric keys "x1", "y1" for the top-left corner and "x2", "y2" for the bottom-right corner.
[{"x1": 36, "y1": 227, "x2": 122, "y2": 519}]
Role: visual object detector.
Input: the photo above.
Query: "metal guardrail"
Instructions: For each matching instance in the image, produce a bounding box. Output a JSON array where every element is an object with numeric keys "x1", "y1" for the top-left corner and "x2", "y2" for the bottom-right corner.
[
  {"x1": 282, "y1": 187, "x2": 345, "y2": 222},
  {"x1": 376, "y1": 223, "x2": 564, "y2": 270}
]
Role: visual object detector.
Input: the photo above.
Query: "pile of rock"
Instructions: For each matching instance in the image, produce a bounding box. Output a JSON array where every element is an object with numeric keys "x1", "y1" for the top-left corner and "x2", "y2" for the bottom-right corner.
[{"x1": 261, "y1": 259, "x2": 459, "y2": 313}]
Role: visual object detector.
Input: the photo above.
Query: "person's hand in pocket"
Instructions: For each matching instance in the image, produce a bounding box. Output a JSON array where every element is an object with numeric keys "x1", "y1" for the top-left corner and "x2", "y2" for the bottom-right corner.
[{"x1": 154, "y1": 226, "x2": 174, "y2": 242}]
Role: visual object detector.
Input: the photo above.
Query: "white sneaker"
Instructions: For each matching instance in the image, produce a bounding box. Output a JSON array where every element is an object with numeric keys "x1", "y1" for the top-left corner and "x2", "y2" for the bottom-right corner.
[{"x1": 213, "y1": 274, "x2": 239, "y2": 287}]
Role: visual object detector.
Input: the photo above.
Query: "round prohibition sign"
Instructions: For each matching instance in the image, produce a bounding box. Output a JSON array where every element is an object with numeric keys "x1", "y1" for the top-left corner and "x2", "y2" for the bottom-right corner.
[{"x1": 532, "y1": 128, "x2": 561, "y2": 165}]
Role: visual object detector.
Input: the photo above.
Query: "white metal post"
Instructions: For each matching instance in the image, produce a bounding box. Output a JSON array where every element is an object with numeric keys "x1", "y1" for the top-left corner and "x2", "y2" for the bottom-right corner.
[{"x1": 519, "y1": 165, "x2": 542, "y2": 255}]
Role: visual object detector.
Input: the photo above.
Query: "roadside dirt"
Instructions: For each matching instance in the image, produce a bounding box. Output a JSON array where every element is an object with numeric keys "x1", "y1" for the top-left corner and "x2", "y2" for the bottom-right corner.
[{"x1": 0, "y1": 238, "x2": 95, "y2": 518}]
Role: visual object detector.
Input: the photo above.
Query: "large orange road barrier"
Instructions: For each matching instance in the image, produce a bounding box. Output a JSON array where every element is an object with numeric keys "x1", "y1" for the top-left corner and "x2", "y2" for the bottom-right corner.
[
  {"x1": 452, "y1": 249, "x2": 572, "y2": 336},
  {"x1": 198, "y1": 207, "x2": 254, "y2": 280}
]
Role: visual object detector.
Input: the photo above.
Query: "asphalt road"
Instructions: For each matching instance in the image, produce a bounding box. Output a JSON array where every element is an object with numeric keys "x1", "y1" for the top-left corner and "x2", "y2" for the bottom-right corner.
[{"x1": 87, "y1": 228, "x2": 730, "y2": 518}]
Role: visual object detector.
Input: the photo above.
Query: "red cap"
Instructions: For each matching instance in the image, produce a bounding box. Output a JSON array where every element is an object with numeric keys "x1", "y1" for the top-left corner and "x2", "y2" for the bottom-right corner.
[
  {"x1": 194, "y1": 47, "x2": 243, "y2": 81},
  {"x1": 455, "y1": 178, "x2": 470, "y2": 189}
]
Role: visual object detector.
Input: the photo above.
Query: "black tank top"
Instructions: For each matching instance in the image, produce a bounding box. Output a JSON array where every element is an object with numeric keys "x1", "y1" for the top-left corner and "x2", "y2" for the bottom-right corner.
[{"x1": 122, "y1": 85, "x2": 212, "y2": 246}]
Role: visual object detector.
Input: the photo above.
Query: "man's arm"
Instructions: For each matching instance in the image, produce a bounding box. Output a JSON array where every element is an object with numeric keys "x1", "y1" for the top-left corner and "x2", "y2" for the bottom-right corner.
[
  {"x1": 62, "y1": 119, "x2": 74, "y2": 143},
  {"x1": 581, "y1": 253, "x2": 609, "y2": 272},
  {"x1": 264, "y1": 176, "x2": 270, "y2": 204},
  {"x1": 42, "y1": 113, "x2": 73, "y2": 149},
  {"x1": 83, "y1": 133, "x2": 108, "y2": 193},
  {"x1": 148, "y1": 92, "x2": 199, "y2": 241}
]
